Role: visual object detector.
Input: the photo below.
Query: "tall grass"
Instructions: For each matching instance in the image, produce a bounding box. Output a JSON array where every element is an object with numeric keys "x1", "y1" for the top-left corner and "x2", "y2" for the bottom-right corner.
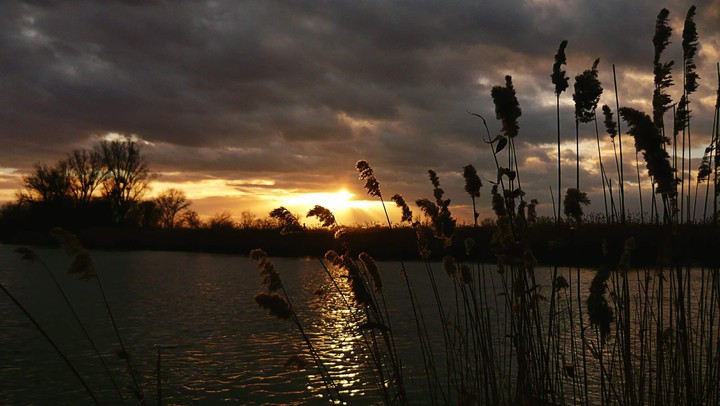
[
  {"x1": 251, "y1": 6, "x2": 720, "y2": 405},
  {"x1": 5, "y1": 232, "x2": 147, "y2": 404},
  {"x1": 6, "y1": 5, "x2": 718, "y2": 406}
]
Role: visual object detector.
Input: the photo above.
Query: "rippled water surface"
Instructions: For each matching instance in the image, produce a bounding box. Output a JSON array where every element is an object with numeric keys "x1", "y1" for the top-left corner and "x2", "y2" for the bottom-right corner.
[{"x1": 0, "y1": 245, "x2": 715, "y2": 405}]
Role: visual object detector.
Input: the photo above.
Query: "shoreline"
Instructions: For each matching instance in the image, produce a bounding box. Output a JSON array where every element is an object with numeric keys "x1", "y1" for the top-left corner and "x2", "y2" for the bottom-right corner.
[{"x1": 3, "y1": 223, "x2": 718, "y2": 268}]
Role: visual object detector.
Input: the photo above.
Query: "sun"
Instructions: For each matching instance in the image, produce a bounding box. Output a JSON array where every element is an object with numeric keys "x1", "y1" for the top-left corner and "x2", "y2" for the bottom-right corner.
[
  {"x1": 285, "y1": 189, "x2": 369, "y2": 211},
  {"x1": 281, "y1": 189, "x2": 384, "y2": 225}
]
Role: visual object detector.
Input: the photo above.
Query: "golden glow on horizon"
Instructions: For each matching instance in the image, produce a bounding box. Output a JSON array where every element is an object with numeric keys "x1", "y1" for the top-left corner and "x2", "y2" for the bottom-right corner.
[
  {"x1": 283, "y1": 189, "x2": 378, "y2": 211},
  {"x1": 275, "y1": 189, "x2": 391, "y2": 225},
  {"x1": 149, "y1": 179, "x2": 250, "y2": 198},
  {"x1": 146, "y1": 178, "x2": 389, "y2": 225}
]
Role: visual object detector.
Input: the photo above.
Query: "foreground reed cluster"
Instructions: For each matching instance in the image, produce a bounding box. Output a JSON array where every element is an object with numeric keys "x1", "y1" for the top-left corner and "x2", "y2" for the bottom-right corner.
[{"x1": 254, "y1": 6, "x2": 720, "y2": 405}]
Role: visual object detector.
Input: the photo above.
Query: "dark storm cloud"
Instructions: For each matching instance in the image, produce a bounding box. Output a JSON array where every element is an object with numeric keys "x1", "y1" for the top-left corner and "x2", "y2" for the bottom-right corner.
[{"x1": 1, "y1": 0, "x2": 717, "y2": 217}]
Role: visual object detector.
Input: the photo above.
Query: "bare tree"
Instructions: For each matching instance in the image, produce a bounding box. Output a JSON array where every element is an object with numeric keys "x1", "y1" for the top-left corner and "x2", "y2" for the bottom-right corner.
[
  {"x1": 178, "y1": 209, "x2": 202, "y2": 228},
  {"x1": 238, "y1": 210, "x2": 258, "y2": 229},
  {"x1": 154, "y1": 188, "x2": 191, "y2": 228},
  {"x1": 65, "y1": 148, "x2": 105, "y2": 206},
  {"x1": 22, "y1": 161, "x2": 71, "y2": 204},
  {"x1": 99, "y1": 136, "x2": 154, "y2": 220},
  {"x1": 207, "y1": 211, "x2": 235, "y2": 230}
]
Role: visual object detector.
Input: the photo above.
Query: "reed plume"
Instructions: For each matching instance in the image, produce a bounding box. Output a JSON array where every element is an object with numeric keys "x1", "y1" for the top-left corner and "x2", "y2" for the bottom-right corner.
[
  {"x1": 682, "y1": 6, "x2": 700, "y2": 95},
  {"x1": 491, "y1": 75, "x2": 522, "y2": 139},
  {"x1": 252, "y1": 248, "x2": 342, "y2": 402},
  {"x1": 269, "y1": 207, "x2": 302, "y2": 234},
  {"x1": 552, "y1": 40, "x2": 570, "y2": 97},
  {"x1": 250, "y1": 248, "x2": 283, "y2": 292},
  {"x1": 391, "y1": 194, "x2": 414, "y2": 223},
  {"x1": 652, "y1": 8, "x2": 674, "y2": 129},
  {"x1": 697, "y1": 149, "x2": 711, "y2": 183},
  {"x1": 416, "y1": 170, "x2": 456, "y2": 243},
  {"x1": 356, "y1": 160, "x2": 382, "y2": 198},
  {"x1": 680, "y1": 5, "x2": 700, "y2": 221},
  {"x1": 326, "y1": 250, "x2": 372, "y2": 306},
  {"x1": 442, "y1": 255, "x2": 457, "y2": 277},
  {"x1": 602, "y1": 105, "x2": 617, "y2": 139},
  {"x1": 573, "y1": 59, "x2": 602, "y2": 124},
  {"x1": 586, "y1": 268, "x2": 613, "y2": 341},
  {"x1": 358, "y1": 252, "x2": 383, "y2": 292},
  {"x1": 254, "y1": 292, "x2": 292, "y2": 319},
  {"x1": 307, "y1": 205, "x2": 337, "y2": 228},
  {"x1": 573, "y1": 58, "x2": 602, "y2": 193},
  {"x1": 563, "y1": 188, "x2": 590, "y2": 225},
  {"x1": 491, "y1": 184, "x2": 507, "y2": 217},
  {"x1": 552, "y1": 40, "x2": 570, "y2": 223},
  {"x1": 619, "y1": 107, "x2": 676, "y2": 197},
  {"x1": 462, "y1": 164, "x2": 483, "y2": 226}
]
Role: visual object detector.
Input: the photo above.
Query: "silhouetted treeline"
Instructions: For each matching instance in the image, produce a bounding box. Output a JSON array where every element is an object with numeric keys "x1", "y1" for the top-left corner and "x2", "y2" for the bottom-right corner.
[{"x1": 4, "y1": 222, "x2": 718, "y2": 267}]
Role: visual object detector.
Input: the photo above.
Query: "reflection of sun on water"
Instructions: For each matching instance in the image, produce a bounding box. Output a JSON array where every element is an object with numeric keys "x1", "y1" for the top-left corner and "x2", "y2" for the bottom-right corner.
[{"x1": 300, "y1": 260, "x2": 377, "y2": 402}]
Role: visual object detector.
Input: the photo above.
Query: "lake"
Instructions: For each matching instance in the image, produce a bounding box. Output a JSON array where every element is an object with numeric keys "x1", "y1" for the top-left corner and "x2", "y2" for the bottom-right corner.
[{"x1": 0, "y1": 244, "x2": 716, "y2": 405}]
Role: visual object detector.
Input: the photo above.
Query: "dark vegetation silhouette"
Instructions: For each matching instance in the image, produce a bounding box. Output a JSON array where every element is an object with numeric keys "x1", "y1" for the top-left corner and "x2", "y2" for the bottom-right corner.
[
  {"x1": 3, "y1": 5, "x2": 720, "y2": 405},
  {"x1": 251, "y1": 6, "x2": 720, "y2": 405}
]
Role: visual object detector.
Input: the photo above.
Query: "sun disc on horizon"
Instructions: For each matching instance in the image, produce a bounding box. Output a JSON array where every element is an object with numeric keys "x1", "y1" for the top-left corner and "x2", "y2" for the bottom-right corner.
[
  {"x1": 285, "y1": 189, "x2": 360, "y2": 210},
  {"x1": 272, "y1": 188, "x2": 393, "y2": 225}
]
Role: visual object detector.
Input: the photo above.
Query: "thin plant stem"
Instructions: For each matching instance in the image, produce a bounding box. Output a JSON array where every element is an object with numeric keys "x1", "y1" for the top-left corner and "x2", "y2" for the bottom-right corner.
[
  {"x1": 33, "y1": 259, "x2": 125, "y2": 403},
  {"x1": 0, "y1": 281, "x2": 100, "y2": 405},
  {"x1": 613, "y1": 64, "x2": 626, "y2": 224}
]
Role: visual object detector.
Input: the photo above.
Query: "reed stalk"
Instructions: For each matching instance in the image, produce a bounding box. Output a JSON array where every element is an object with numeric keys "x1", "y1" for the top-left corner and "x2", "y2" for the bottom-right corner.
[
  {"x1": 15, "y1": 248, "x2": 125, "y2": 402},
  {"x1": 612, "y1": 65, "x2": 627, "y2": 224},
  {"x1": 50, "y1": 228, "x2": 145, "y2": 404},
  {"x1": 0, "y1": 280, "x2": 100, "y2": 405}
]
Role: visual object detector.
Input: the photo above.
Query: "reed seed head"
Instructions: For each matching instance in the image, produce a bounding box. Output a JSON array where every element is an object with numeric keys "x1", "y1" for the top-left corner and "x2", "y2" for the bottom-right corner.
[
  {"x1": 391, "y1": 194, "x2": 414, "y2": 223},
  {"x1": 50, "y1": 227, "x2": 85, "y2": 256},
  {"x1": 250, "y1": 248, "x2": 283, "y2": 292},
  {"x1": 491, "y1": 75, "x2": 522, "y2": 138},
  {"x1": 359, "y1": 252, "x2": 383, "y2": 292},
  {"x1": 442, "y1": 255, "x2": 457, "y2": 277},
  {"x1": 601, "y1": 105, "x2": 617, "y2": 139},
  {"x1": 619, "y1": 107, "x2": 677, "y2": 197},
  {"x1": 49, "y1": 228, "x2": 96, "y2": 280},
  {"x1": 698, "y1": 153, "x2": 712, "y2": 183},
  {"x1": 652, "y1": 9, "x2": 675, "y2": 130},
  {"x1": 491, "y1": 185, "x2": 507, "y2": 217},
  {"x1": 674, "y1": 95, "x2": 690, "y2": 137},
  {"x1": 255, "y1": 292, "x2": 292, "y2": 319},
  {"x1": 14, "y1": 247, "x2": 38, "y2": 263},
  {"x1": 462, "y1": 165, "x2": 482, "y2": 198},
  {"x1": 563, "y1": 188, "x2": 590, "y2": 225},
  {"x1": 269, "y1": 207, "x2": 303, "y2": 234},
  {"x1": 551, "y1": 40, "x2": 570, "y2": 97},
  {"x1": 355, "y1": 160, "x2": 382, "y2": 198},
  {"x1": 682, "y1": 5, "x2": 700, "y2": 95},
  {"x1": 653, "y1": 9, "x2": 672, "y2": 65},
  {"x1": 573, "y1": 59, "x2": 603, "y2": 123},
  {"x1": 68, "y1": 251, "x2": 96, "y2": 281},
  {"x1": 333, "y1": 227, "x2": 347, "y2": 241},
  {"x1": 324, "y1": 250, "x2": 342, "y2": 267},
  {"x1": 342, "y1": 253, "x2": 372, "y2": 306},
  {"x1": 307, "y1": 205, "x2": 337, "y2": 228},
  {"x1": 587, "y1": 268, "x2": 613, "y2": 341},
  {"x1": 555, "y1": 275, "x2": 569, "y2": 290},
  {"x1": 527, "y1": 199, "x2": 539, "y2": 224}
]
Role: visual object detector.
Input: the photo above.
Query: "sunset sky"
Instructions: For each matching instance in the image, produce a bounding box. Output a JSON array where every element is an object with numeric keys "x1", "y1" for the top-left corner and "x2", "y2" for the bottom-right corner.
[{"x1": 1, "y1": 0, "x2": 719, "y2": 225}]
